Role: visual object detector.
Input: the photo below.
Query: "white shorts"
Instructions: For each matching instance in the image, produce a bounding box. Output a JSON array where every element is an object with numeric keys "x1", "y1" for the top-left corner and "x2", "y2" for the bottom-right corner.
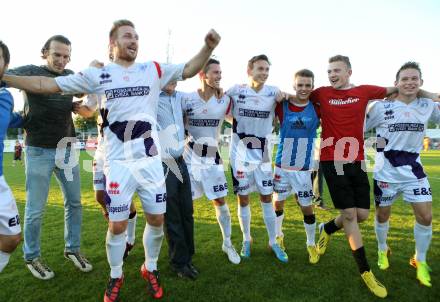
[
  {"x1": 374, "y1": 178, "x2": 433, "y2": 207},
  {"x1": 273, "y1": 167, "x2": 314, "y2": 206},
  {"x1": 231, "y1": 160, "x2": 273, "y2": 195},
  {"x1": 187, "y1": 163, "x2": 228, "y2": 200},
  {"x1": 0, "y1": 176, "x2": 21, "y2": 235},
  {"x1": 93, "y1": 149, "x2": 104, "y2": 191},
  {"x1": 104, "y1": 157, "x2": 167, "y2": 221}
]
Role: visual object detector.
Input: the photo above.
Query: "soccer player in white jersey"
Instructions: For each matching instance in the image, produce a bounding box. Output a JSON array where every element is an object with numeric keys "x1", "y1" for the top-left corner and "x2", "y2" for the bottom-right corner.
[
  {"x1": 182, "y1": 58, "x2": 240, "y2": 264},
  {"x1": 273, "y1": 69, "x2": 320, "y2": 264},
  {"x1": 365, "y1": 62, "x2": 440, "y2": 288},
  {"x1": 0, "y1": 41, "x2": 22, "y2": 274},
  {"x1": 226, "y1": 54, "x2": 288, "y2": 262},
  {"x1": 76, "y1": 93, "x2": 137, "y2": 260},
  {"x1": 2, "y1": 19, "x2": 220, "y2": 301}
]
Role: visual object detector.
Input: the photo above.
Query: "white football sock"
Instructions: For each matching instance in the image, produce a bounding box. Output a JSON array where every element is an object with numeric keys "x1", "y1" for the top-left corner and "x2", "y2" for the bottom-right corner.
[
  {"x1": 143, "y1": 223, "x2": 164, "y2": 272},
  {"x1": 275, "y1": 213, "x2": 284, "y2": 237},
  {"x1": 414, "y1": 222, "x2": 432, "y2": 262},
  {"x1": 375, "y1": 219, "x2": 390, "y2": 252},
  {"x1": 261, "y1": 202, "x2": 277, "y2": 246},
  {"x1": 215, "y1": 204, "x2": 232, "y2": 246},
  {"x1": 0, "y1": 251, "x2": 11, "y2": 273},
  {"x1": 106, "y1": 230, "x2": 126, "y2": 278},
  {"x1": 238, "y1": 205, "x2": 251, "y2": 242},
  {"x1": 126, "y1": 212, "x2": 137, "y2": 245},
  {"x1": 304, "y1": 221, "x2": 316, "y2": 246}
]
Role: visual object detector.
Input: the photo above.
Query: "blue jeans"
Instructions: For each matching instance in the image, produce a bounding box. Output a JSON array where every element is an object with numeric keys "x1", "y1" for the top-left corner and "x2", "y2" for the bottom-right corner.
[{"x1": 23, "y1": 146, "x2": 82, "y2": 260}]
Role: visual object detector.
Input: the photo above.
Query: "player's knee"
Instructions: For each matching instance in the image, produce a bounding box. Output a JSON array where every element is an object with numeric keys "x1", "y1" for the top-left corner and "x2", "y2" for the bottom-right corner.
[
  {"x1": 109, "y1": 221, "x2": 128, "y2": 235},
  {"x1": 376, "y1": 210, "x2": 389, "y2": 223},
  {"x1": 146, "y1": 214, "x2": 164, "y2": 227},
  {"x1": 274, "y1": 200, "x2": 284, "y2": 211},
  {"x1": 416, "y1": 213, "x2": 432, "y2": 226},
  {"x1": 95, "y1": 190, "x2": 104, "y2": 204},
  {"x1": 341, "y1": 209, "x2": 357, "y2": 223},
  {"x1": 260, "y1": 194, "x2": 272, "y2": 203},
  {"x1": 238, "y1": 195, "x2": 249, "y2": 207},
  {"x1": 357, "y1": 211, "x2": 369, "y2": 222},
  {"x1": 1, "y1": 234, "x2": 22, "y2": 253}
]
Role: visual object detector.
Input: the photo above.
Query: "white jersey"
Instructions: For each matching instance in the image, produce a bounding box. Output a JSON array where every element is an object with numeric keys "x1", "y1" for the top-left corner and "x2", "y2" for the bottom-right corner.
[
  {"x1": 56, "y1": 62, "x2": 184, "y2": 162},
  {"x1": 226, "y1": 84, "x2": 279, "y2": 163},
  {"x1": 182, "y1": 91, "x2": 231, "y2": 166},
  {"x1": 366, "y1": 98, "x2": 440, "y2": 183}
]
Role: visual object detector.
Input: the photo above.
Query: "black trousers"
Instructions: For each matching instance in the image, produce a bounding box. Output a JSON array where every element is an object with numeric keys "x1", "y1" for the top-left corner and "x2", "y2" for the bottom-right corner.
[{"x1": 163, "y1": 157, "x2": 194, "y2": 268}]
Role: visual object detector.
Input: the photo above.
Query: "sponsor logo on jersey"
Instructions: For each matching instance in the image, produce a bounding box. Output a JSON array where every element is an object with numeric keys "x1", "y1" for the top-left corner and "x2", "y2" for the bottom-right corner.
[
  {"x1": 156, "y1": 193, "x2": 167, "y2": 203},
  {"x1": 188, "y1": 119, "x2": 220, "y2": 127},
  {"x1": 262, "y1": 180, "x2": 273, "y2": 187},
  {"x1": 236, "y1": 184, "x2": 250, "y2": 192},
  {"x1": 186, "y1": 107, "x2": 194, "y2": 116},
  {"x1": 99, "y1": 73, "x2": 112, "y2": 84},
  {"x1": 237, "y1": 94, "x2": 246, "y2": 104},
  {"x1": 413, "y1": 187, "x2": 432, "y2": 196},
  {"x1": 213, "y1": 183, "x2": 228, "y2": 192},
  {"x1": 202, "y1": 109, "x2": 208, "y2": 114},
  {"x1": 378, "y1": 181, "x2": 389, "y2": 189},
  {"x1": 375, "y1": 196, "x2": 394, "y2": 203},
  {"x1": 238, "y1": 108, "x2": 270, "y2": 118},
  {"x1": 236, "y1": 171, "x2": 245, "y2": 179},
  {"x1": 290, "y1": 118, "x2": 306, "y2": 130},
  {"x1": 123, "y1": 76, "x2": 130, "y2": 82},
  {"x1": 388, "y1": 123, "x2": 424, "y2": 132},
  {"x1": 298, "y1": 190, "x2": 313, "y2": 198},
  {"x1": 274, "y1": 174, "x2": 281, "y2": 181},
  {"x1": 8, "y1": 215, "x2": 20, "y2": 227},
  {"x1": 108, "y1": 182, "x2": 120, "y2": 195},
  {"x1": 384, "y1": 110, "x2": 394, "y2": 120},
  {"x1": 105, "y1": 86, "x2": 150, "y2": 100},
  {"x1": 108, "y1": 204, "x2": 129, "y2": 214},
  {"x1": 329, "y1": 97, "x2": 359, "y2": 105}
]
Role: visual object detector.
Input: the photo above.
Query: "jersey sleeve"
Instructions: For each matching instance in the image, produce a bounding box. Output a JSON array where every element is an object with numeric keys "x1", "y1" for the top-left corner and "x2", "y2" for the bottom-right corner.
[
  {"x1": 9, "y1": 112, "x2": 23, "y2": 128},
  {"x1": 429, "y1": 101, "x2": 440, "y2": 124},
  {"x1": 225, "y1": 85, "x2": 239, "y2": 97},
  {"x1": 55, "y1": 67, "x2": 101, "y2": 95},
  {"x1": 365, "y1": 100, "x2": 383, "y2": 131},
  {"x1": 159, "y1": 63, "x2": 184, "y2": 89},
  {"x1": 310, "y1": 87, "x2": 323, "y2": 104},
  {"x1": 361, "y1": 85, "x2": 387, "y2": 101}
]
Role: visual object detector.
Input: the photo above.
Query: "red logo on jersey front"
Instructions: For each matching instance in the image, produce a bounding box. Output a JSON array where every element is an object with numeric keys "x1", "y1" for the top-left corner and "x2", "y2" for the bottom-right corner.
[
  {"x1": 108, "y1": 182, "x2": 120, "y2": 195},
  {"x1": 236, "y1": 171, "x2": 245, "y2": 179},
  {"x1": 123, "y1": 76, "x2": 130, "y2": 82},
  {"x1": 378, "y1": 181, "x2": 388, "y2": 189},
  {"x1": 274, "y1": 174, "x2": 281, "y2": 181}
]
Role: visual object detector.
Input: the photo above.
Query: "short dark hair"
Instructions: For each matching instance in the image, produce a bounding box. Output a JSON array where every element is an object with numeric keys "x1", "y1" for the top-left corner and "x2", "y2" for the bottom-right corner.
[
  {"x1": 396, "y1": 61, "x2": 422, "y2": 81},
  {"x1": 329, "y1": 55, "x2": 351, "y2": 69},
  {"x1": 0, "y1": 40, "x2": 10, "y2": 65},
  {"x1": 248, "y1": 54, "x2": 270, "y2": 70},
  {"x1": 294, "y1": 69, "x2": 314, "y2": 83},
  {"x1": 109, "y1": 19, "x2": 135, "y2": 40},
  {"x1": 203, "y1": 58, "x2": 220, "y2": 74},
  {"x1": 41, "y1": 35, "x2": 71, "y2": 58}
]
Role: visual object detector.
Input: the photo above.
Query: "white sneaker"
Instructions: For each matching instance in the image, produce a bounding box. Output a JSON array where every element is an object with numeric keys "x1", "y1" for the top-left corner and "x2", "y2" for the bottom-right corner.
[
  {"x1": 222, "y1": 244, "x2": 241, "y2": 264},
  {"x1": 64, "y1": 252, "x2": 93, "y2": 272},
  {"x1": 25, "y1": 258, "x2": 55, "y2": 280}
]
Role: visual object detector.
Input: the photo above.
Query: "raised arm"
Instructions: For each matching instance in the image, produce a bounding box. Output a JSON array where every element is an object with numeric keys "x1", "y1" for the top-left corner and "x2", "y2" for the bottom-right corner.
[
  {"x1": 2, "y1": 74, "x2": 61, "y2": 94},
  {"x1": 182, "y1": 29, "x2": 221, "y2": 80}
]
